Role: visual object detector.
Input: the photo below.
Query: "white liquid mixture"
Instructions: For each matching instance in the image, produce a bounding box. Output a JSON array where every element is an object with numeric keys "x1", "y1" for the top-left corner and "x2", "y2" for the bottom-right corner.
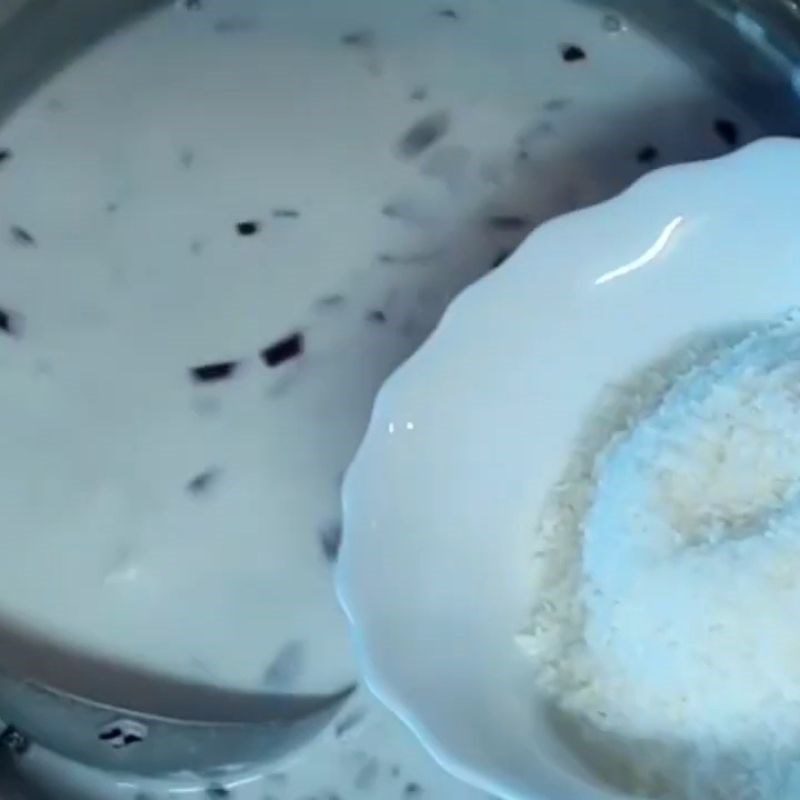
[{"x1": 0, "y1": 0, "x2": 762, "y2": 796}]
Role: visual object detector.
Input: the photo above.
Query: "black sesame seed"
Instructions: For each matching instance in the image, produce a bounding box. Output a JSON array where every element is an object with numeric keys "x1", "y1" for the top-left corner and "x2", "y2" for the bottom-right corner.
[
  {"x1": 319, "y1": 521, "x2": 343, "y2": 563},
  {"x1": 487, "y1": 215, "x2": 529, "y2": 231},
  {"x1": 397, "y1": 111, "x2": 451, "y2": 158},
  {"x1": 261, "y1": 332, "x2": 304, "y2": 367},
  {"x1": 263, "y1": 640, "x2": 306, "y2": 688},
  {"x1": 236, "y1": 220, "x2": 260, "y2": 237},
  {"x1": 334, "y1": 708, "x2": 367, "y2": 738},
  {"x1": 205, "y1": 785, "x2": 230, "y2": 799},
  {"x1": 366, "y1": 309, "x2": 387, "y2": 324},
  {"x1": 0, "y1": 307, "x2": 19, "y2": 336},
  {"x1": 381, "y1": 201, "x2": 417, "y2": 220},
  {"x1": 179, "y1": 147, "x2": 195, "y2": 168},
  {"x1": 714, "y1": 118, "x2": 739, "y2": 148},
  {"x1": 316, "y1": 294, "x2": 345, "y2": 309},
  {"x1": 214, "y1": 16, "x2": 257, "y2": 33},
  {"x1": 341, "y1": 29, "x2": 375, "y2": 47},
  {"x1": 190, "y1": 361, "x2": 238, "y2": 383},
  {"x1": 543, "y1": 97, "x2": 571, "y2": 112},
  {"x1": 186, "y1": 468, "x2": 219, "y2": 495},
  {"x1": 354, "y1": 758, "x2": 379, "y2": 791},
  {"x1": 636, "y1": 145, "x2": 659, "y2": 164},
  {"x1": 0, "y1": 148, "x2": 11, "y2": 165},
  {"x1": 10, "y1": 226, "x2": 35, "y2": 246},
  {"x1": 377, "y1": 250, "x2": 438, "y2": 265},
  {"x1": 560, "y1": 43, "x2": 586, "y2": 62}
]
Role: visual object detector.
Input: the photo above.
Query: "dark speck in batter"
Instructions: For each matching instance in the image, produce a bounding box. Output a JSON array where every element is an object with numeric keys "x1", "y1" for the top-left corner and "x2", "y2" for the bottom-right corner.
[
  {"x1": 236, "y1": 220, "x2": 261, "y2": 237},
  {"x1": 0, "y1": 307, "x2": 20, "y2": 337},
  {"x1": 10, "y1": 225, "x2": 35, "y2": 246},
  {"x1": 179, "y1": 147, "x2": 195, "y2": 168},
  {"x1": 397, "y1": 111, "x2": 451, "y2": 158},
  {"x1": 0, "y1": 148, "x2": 11, "y2": 165},
  {"x1": 261, "y1": 332, "x2": 304, "y2": 367},
  {"x1": 213, "y1": 17, "x2": 258, "y2": 33},
  {"x1": 543, "y1": 97, "x2": 571, "y2": 112},
  {"x1": 487, "y1": 215, "x2": 529, "y2": 231},
  {"x1": 264, "y1": 640, "x2": 306, "y2": 689},
  {"x1": 319, "y1": 521, "x2": 343, "y2": 563},
  {"x1": 335, "y1": 708, "x2": 367, "y2": 738},
  {"x1": 378, "y1": 249, "x2": 441, "y2": 265},
  {"x1": 341, "y1": 29, "x2": 375, "y2": 48},
  {"x1": 186, "y1": 468, "x2": 220, "y2": 496},
  {"x1": 366, "y1": 309, "x2": 387, "y2": 324},
  {"x1": 560, "y1": 43, "x2": 586, "y2": 62},
  {"x1": 354, "y1": 757, "x2": 379, "y2": 791},
  {"x1": 315, "y1": 294, "x2": 346, "y2": 310},
  {"x1": 191, "y1": 361, "x2": 238, "y2": 383}
]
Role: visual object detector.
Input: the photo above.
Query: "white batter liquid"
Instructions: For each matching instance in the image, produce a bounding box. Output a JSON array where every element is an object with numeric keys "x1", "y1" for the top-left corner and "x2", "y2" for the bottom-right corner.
[{"x1": 0, "y1": 0, "x2": 757, "y2": 706}]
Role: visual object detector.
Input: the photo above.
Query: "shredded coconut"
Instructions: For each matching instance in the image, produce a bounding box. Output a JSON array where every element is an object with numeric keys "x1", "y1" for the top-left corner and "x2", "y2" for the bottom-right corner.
[{"x1": 520, "y1": 311, "x2": 800, "y2": 800}]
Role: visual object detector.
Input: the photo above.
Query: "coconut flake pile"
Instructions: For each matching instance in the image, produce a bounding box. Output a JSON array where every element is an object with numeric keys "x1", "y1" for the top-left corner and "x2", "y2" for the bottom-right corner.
[{"x1": 520, "y1": 312, "x2": 800, "y2": 800}]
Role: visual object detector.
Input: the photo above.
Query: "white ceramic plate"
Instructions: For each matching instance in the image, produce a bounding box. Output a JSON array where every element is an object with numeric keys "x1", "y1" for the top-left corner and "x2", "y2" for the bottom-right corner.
[{"x1": 337, "y1": 138, "x2": 800, "y2": 799}]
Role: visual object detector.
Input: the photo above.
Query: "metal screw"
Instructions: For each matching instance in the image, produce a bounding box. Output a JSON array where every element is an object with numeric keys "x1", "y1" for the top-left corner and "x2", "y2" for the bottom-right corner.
[
  {"x1": 98, "y1": 719, "x2": 148, "y2": 749},
  {"x1": 0, "y1": 726, "x2": 30, "y2": 756}
]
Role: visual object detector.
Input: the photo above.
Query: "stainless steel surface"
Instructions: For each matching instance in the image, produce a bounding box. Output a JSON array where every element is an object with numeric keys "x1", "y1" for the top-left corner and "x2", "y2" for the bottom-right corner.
[
  {"x1": 0, "y1": 0, "x2": 798, "y2": 791},
  {"x1": 588, "y1": 0, "x2": 800, "y2": 135},
  {"x1": 0, "y1": 598, "x2": 355, "y2": 777},
  {"x1": 0, "y1": 673, "x2": 354, "y2": 776},
  {"x1": 0, "y1": 613, "x2": 355, "y2": 775},
  {"x1": 0, "y1": 0, "x2": 165, "y2": 120}
]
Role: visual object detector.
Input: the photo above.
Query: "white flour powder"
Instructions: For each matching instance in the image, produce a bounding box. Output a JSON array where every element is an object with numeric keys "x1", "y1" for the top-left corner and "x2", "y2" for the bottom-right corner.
[{"x1": 520, "y1": 312, "x2": 800, "y2": 800}]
